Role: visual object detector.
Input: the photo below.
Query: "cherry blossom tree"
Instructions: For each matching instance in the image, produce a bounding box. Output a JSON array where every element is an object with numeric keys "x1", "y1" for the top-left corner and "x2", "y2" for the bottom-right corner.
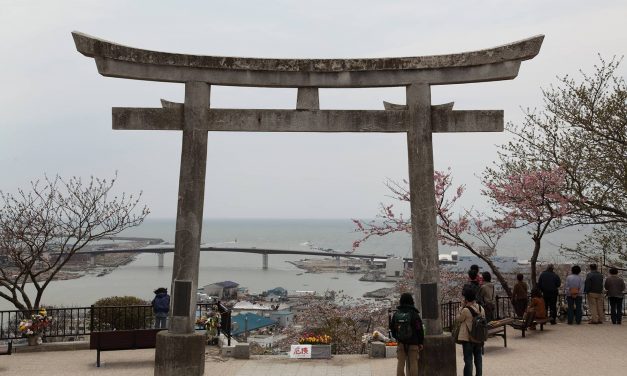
[
  {"x1": 353, "y1": 170, "x2": 514, "y2": 296},
  {"x1": 276, "y1": 293, "x2": 388, "y2": 354},
  {"x1": 483, "y1": 167, "x2": 577, "y2": 287}
]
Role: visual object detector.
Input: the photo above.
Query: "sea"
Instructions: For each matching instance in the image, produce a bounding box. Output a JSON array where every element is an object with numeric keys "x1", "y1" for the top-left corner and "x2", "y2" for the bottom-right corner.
[{"x1": 0, "y1": 218, "x2": 590, "y2": 311}]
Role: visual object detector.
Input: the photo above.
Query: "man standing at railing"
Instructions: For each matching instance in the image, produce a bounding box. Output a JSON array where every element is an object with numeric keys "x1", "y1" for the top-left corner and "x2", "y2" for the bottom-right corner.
[
  {"x1": 538, "y1": 264, "x2": 561, "y2": 325},
  {"x1": 584, "y1": 264, "x2": 604, "y2": 324},
  {"x1": 152, "y1": 287, "x2": 170, "y2": 329}
]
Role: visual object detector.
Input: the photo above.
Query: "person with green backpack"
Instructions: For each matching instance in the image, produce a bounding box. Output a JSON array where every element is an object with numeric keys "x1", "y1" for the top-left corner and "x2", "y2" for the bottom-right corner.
[
  {"x1": 456, "y1": 285, "x2": 487, "y2": 376},
  {"x1": 389, "y1": 292, "x2": 424, "y2": 376}
]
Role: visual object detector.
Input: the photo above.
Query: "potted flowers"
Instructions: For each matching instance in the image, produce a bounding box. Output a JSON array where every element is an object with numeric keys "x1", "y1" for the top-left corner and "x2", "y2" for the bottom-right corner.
[
  {"x1": 18, "y1": 308, "x2": 52, "y2": 346},
  {"x1": 290, "y1": 333, "x2": 332, "y2": 359}
]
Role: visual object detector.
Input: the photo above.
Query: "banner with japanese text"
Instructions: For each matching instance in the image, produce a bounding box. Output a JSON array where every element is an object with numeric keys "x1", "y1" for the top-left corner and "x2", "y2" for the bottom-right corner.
[{"x1": 289, "y1": 344, "x2": 312, "y2": 358}]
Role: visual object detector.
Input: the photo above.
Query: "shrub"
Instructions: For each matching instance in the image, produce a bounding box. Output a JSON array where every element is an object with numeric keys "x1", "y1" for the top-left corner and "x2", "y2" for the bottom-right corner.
[{"x1": 92, "y1": 296, "x2": 152, "y2": 331}]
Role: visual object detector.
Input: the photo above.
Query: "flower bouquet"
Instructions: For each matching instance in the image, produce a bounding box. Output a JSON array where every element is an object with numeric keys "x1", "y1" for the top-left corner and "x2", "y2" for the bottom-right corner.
[
  {"x1": 196, "y1": 312, "x2": 221, "y2": 343},
  {"x1": 18, "y1": 308, "x2": 52, "y2": 345},
  {"x1": 362, "y1": 330, "x2": 390, "y2": 344}
]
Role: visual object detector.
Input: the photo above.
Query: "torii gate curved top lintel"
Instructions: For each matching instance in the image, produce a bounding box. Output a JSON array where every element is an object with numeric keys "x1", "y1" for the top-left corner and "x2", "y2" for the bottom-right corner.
[
  {"x1": 73, "y1": 31, "x2": 542, "y2": 373},
  {"x1": 72, "y1": 31, "x2": 543, "y2": 87}
]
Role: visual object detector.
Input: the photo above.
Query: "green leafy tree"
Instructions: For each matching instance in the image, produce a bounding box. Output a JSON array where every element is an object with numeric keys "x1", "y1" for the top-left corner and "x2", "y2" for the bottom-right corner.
[{"x1": 495, "y1": 57, "x2": 626, "y2": 267}]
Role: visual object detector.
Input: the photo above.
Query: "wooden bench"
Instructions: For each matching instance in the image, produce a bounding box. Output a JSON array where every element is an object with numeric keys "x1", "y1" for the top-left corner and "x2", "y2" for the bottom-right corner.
[
  {"x1": 487, "y1": 318, "x2": 514, "y2": 347},
  {"x1": 509, "y1": 312, "x2": 549, "y2": 337},
  {"x1": 90, "y1": 329, "x2": 164, "y2": 367},
  {"x1": 0, "y1": 341, "x2": 12, "y2": 356}
]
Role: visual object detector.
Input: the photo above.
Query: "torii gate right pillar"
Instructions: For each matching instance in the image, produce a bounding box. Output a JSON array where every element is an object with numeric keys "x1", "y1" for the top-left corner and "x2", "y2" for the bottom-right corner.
[{"x1": 407, "y1": 83, "x2": 456, "y2": 374}]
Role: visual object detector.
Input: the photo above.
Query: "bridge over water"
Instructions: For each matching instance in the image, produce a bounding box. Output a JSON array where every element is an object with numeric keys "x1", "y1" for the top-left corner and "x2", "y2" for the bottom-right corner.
[{"x1": 79, "y1": 245, "x2": 410, "y2": 269}]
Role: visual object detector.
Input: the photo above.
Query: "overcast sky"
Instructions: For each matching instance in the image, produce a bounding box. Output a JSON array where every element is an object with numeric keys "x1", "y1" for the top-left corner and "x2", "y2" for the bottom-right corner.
[{"x1": 1, "y1": 0, "x2": 625, "y2": 219}]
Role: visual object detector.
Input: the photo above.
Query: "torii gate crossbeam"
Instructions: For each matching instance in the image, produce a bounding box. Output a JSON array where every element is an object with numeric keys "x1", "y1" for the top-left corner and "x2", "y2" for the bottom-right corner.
[{"x1": 73, "y1": 32, "x2": 543, "y2": 376}]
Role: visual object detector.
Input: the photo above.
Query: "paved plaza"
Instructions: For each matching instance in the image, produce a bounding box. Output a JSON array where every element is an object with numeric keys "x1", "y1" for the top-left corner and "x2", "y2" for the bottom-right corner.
[{"x1": 1, "y1": 322, "x2": 626, "y2": 375}]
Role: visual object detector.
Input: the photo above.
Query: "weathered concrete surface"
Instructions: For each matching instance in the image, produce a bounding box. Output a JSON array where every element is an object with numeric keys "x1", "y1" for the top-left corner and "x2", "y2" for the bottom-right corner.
[
  {"x1": 113, "y1": 108, "x2": 502, "y2": 133},
  {"x1": 11, "y1": 341, "x2": 89, "y2": 353},
  {"x1": 418, "y1": 334, "x2": 456, "y2": 376},
  {"x1": 296, "y1": 87, "x2": 319, "y2": 110},
  {"x1": 233, "y1": 344, "x2": 250, "y2": 360},
  {"x1": 153, "y1": 82, "x2": 209, "y2": 375},
  {"x1": 406, "y1": 83, "x2": 442, "y2": 336},
  {"x1": 154, "y1": 332, "x2": 206, "y2": 376},
  {"x1": 73, "y1": 32, "x2": 543, "y2": 86},
  {"x1": 73, "y1": 32, "x2": 543, "y2": 72},
  {"x1": 369, "y1": 341, "x2": 386, "y2": 358},
  {"x1": 113, "y1": 108, "x2": 408, "y2": 132},
  {"x1": 92, "y1": 56, "x2": 524, "y2": 87},
  {"x1": 168, "y1": 82, "x2": 210, "y2": 335}
]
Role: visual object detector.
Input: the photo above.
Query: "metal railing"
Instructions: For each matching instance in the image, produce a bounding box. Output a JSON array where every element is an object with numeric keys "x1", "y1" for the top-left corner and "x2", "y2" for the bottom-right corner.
[
  {"x1": 0, "y1": 303, "x2": 232, "y2": 342},
  {"x1": 440, "y1": 293, "x2": 626, "y2": 331},
  {"x1": 0, "y1": 307, "x2": 91, "y2": 341}
]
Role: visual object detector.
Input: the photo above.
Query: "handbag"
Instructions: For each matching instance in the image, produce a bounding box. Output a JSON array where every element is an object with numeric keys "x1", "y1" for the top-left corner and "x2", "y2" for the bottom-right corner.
[{"x1": 569, "y1": 287, "x2": 580, "y2": 298}]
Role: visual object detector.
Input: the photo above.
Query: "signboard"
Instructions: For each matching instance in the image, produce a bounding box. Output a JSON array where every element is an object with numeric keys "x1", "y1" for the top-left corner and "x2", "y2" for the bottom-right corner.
[{"x1": 289, "y1": 344, "x2": 312, "y2": 358}]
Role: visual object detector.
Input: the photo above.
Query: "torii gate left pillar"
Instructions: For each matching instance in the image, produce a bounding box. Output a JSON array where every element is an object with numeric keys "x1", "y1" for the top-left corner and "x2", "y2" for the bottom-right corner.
[{"x1": 72, "y1": 31, "x2": 542, "y2": 376}]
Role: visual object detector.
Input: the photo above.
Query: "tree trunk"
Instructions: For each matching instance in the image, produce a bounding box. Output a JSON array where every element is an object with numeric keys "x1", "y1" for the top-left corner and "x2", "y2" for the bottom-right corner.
[
  {"x1": 478, "y1": 254, "x2": 512, "y2": 297},
  {"x1": 530, "y1": 239, "x2": 542, "y2": 289}
]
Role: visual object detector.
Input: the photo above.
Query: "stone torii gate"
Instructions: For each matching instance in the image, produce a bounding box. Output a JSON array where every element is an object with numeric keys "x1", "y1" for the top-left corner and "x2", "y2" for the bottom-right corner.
[{"x1": 73, "y1": 32, "x2": 543, "y2": 376}]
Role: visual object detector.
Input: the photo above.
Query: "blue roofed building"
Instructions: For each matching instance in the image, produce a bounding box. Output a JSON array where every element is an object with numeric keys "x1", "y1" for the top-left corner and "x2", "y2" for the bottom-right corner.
[{"x1": 231, "y1": 312, "x2": 277, "y2": 336}]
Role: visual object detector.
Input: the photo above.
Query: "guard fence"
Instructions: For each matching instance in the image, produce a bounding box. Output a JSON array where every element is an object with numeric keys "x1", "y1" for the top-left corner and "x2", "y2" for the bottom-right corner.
[
  {"x1": 0, "y1": 302, "x2": 231, "y2": 342},
  {"x1": 2, "y1": 295, "x2": 624, "y2": 341},
  {"x1": 441, "y1": 293, "x2": 626, "y2": 331}
]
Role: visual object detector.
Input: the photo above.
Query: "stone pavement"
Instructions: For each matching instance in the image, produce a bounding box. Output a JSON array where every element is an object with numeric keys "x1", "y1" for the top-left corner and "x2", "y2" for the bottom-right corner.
[{"x1": 1, "y1": 322, "x2": 626, "y2": 375}]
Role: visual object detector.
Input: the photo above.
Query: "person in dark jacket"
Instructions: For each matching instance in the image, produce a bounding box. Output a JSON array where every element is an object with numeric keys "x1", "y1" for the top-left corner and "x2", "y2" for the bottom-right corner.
[
  {"x1": 512, "y1": 274, "x2": 528, "y2": 318},
  {"x1": 152, "y1": 287, "x2": 170, "y2": 329},
  {"x1": 537, "y1": 264, "x2": 561, "y2": 324},
  {"x1": 390, "y1": 292, "x2": 424, "y2": 376},
  {"x1": 584, "y1": 264, "x2": 604, "y2": 324},
  {"x1": 604, "y1": 267, "x2": 626, "y2": 324},
  {"x1": 465, "y1": 269, "x2": 481, "y2": 300}
]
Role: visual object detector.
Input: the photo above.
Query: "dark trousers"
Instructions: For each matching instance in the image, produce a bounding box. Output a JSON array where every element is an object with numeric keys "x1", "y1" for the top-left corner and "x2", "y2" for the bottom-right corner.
[
  {"x1": 513, "y1": 298, "x2": 528, "y2": 318},
  {"x1": 543, "y1": 294, "x2": 558, "y2": 322},
  {"x1": 566, "y1": 296, "x2": 582, "y2": 324},
  {"x1": 462, "y1": 341, "x2": 482, "y2": 376},
  {"x1": 609, "y1": 297, "x2": 623, "y2": 324},
  {"x1": 155, "y1": 312, "x2": 168, "y2": 328}
]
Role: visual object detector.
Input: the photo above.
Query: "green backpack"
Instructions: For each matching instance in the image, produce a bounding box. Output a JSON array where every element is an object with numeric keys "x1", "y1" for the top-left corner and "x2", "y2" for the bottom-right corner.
[{"x1": 393, "y1": 311, "x2": 415, "y2": 342}]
